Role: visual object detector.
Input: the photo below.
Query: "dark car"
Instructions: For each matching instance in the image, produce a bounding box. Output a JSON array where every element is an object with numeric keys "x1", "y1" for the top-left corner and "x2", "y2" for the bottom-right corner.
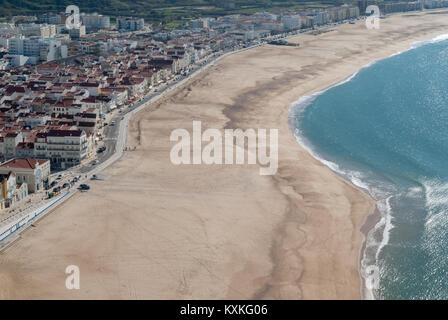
[
  {"x1": 63, "y1": 183, "x2": 69, "y2": 188},
  {"x1": 52, "y1": 186, "x2": 60, "y2": 193},
  {"x1": 79, "y1": 184, "x2": 90, "y2": 190},
  {"x1": 97, "y1": 146, "x2": 106, "y2": 153}
]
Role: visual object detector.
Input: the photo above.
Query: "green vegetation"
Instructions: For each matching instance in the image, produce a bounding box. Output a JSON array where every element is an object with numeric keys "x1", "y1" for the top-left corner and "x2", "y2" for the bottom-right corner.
[
  {"x1": 0, "y1": 0, "x2": 346, "y2": 25},
  {"x1": 0, "y1": 0, "x2": 411, "y2": 26}
]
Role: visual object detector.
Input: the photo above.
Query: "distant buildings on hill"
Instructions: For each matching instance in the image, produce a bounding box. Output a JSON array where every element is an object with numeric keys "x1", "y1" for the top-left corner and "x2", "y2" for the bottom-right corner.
[{"x1": 117, "y1": 17, "x2": 145, "y2": 32}]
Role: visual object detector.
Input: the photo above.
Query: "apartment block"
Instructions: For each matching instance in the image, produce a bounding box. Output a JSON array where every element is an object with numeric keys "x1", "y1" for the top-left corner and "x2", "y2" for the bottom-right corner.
[{"x1": 117, "y1": 17, "x2": 145, "y2": 32}]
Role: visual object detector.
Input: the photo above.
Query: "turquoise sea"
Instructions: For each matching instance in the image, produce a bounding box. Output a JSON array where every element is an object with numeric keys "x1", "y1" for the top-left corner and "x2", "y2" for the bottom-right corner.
[{"x1": 291, "y1": 34, "x2": 448, "y2": 299}]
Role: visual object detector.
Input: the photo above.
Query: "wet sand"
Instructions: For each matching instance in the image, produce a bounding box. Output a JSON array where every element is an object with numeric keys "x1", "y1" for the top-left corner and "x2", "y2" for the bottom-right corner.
[{"x1": 2, "y1": 10, "x2": 448, "y2": 299}]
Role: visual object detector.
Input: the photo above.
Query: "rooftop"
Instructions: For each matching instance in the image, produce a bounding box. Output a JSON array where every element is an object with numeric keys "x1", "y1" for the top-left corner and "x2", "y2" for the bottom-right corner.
[{"x1": 0, "y1": 158, "x2": 48, "y2": 170}]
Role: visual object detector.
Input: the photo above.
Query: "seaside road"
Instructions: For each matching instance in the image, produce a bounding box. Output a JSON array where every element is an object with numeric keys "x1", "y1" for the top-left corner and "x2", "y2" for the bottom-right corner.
[{"x1": 0, "y1": 40, "x2": 260, "y2": 250}]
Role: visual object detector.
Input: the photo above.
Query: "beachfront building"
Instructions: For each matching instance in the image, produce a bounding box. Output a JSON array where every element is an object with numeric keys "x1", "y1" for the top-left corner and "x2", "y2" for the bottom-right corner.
[
  {"x1": 379, "y1": 1, "x2": 423, "y2": 14},
  {"x1": 313, "y1": 11, "x2": 330, "y2": 26},
  {"x1": 33, "y1": 129, "x2": 88, "y2": 170},
  {"x1": 0, "y1": 171, "x2": 28, "y2": 208},
  {"x1": 16, "y1": 182, "x2": 28, "y2": 202},
  {"x1": 357, "y1": 0, "x2": 379, "y2": 15},
  {"x1": 281, "y1": 15, "x2": 301, "y2": 31},
  {"x1": 422, "y1": 0, "x2": 448, "y2": 9},
  {"x1": 0, "y1": 158, "x2": 51, "y2": 192},
  {"x1": 46, "y1": 129, "x2": 88, "y2": 169},
  {"x1": 0, "y1": 186, "x2": 5, "y2": 209},
  {"x1": 0, "y1": 172, "x2": 16, "y2": 208}
]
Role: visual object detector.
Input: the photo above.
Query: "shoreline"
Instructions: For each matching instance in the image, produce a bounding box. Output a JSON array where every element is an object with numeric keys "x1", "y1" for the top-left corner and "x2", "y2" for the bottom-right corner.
[
  {"x1": 2, "y1": 10, "x2": 448, "y2": 299},
  {"x1": 360, "y1": 206, "x2": 381, "y2": 300},
  {"x1": 289, "y1": 27, "x2": 448, "y2": 300}
]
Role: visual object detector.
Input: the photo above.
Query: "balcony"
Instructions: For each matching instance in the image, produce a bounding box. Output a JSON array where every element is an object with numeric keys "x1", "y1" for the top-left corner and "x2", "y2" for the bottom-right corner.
[
  {"x1": 46, "y1": 142, "x2": 82, "y2": 146},
  {"x1": 47, "y1": 148, "x2": 81, "y2": 152}
]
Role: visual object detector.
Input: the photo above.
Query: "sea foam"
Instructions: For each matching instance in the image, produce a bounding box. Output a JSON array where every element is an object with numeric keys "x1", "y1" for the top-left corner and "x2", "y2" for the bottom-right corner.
[{"x1": 289, "y1": 31, "x2": 448, "y2": 299}]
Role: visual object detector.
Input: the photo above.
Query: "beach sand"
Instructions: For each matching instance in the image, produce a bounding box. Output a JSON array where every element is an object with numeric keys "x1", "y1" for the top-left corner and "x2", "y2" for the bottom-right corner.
[{"x1": 1, "y1": 10, "x2": 448, "y2": 300}]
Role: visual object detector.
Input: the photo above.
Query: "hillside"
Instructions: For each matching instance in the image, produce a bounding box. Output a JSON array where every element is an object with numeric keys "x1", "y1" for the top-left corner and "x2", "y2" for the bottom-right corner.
[{"x1": 0, "y1": 0, "x2": 346, "y2": 25}]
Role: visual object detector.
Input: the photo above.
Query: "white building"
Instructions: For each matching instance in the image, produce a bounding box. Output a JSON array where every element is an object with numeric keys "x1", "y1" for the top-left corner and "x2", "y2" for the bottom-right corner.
[
  {"x1": 281, "y1": 15, "x2": 301, "y2": 31},
  {"x1": 0, "y1": 158, "x2": 51, "y2": 193},
  {"x1": 190, "y1": 18, "x2": 210, "y2": 29},
  {"x1": 78, "y1": 82, "x2": 101, "y2": 96},
  {"x1": 4, "y1": 132, "x2": 23, "y2": 160},
  {"x1": 18, "y1": 24, "x2": 57, "y2": 38},
  {"x1": 8, "y1": 36, "x2": 67, "y2": 62},
  {"x1": 0, "y1": 23, "x2": 18, "y2": 36},
  {"x1": 45, "y1": 130, "x2": 88, "y2": 169},
  {"x1": 25, "y1": 114, "x2": 51, "y2": 127},
  {"x1": 117, "y1": 17, "x2": 145, "y2": 32},
  {"x1": 314, "y1": 11, "x2": 330, "y2": 26},
  {"x1": 81, "y1": 14, "x2": 110, "y2": 32},
  {"x1": 0, "y1": 171, "x2": 23, "y2": 208},
  {"x1": 2, "y1": 54, "x2": 32, "y2": 68}
]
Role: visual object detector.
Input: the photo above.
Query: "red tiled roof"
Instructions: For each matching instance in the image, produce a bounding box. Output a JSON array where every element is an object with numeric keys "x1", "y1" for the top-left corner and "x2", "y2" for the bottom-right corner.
[
  {"x1": 47, "y1": 129, "x2": 83, "y2": 137},
  {"x1": 0, "y1": 158, "x2": 48, "y2": 170}
]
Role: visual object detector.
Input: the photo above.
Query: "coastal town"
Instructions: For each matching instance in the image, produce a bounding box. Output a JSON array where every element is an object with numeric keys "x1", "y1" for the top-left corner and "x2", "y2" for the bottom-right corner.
[
  {"x1": 0, "y1": 0, "x2": 448, "y2": 244},
  {"x1": 0, "y1": 0, "x2": 447, "y2": 303}
]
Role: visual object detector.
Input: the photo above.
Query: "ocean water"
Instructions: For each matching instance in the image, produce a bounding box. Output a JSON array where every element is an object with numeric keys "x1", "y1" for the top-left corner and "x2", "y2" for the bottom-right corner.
[{"x1": 291, "y1": 35, "x2": 448, "y2": 300}]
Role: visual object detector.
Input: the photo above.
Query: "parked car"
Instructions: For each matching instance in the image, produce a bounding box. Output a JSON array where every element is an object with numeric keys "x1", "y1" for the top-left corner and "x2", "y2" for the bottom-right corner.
[
  {"x1": 97, "y1": 146, "x2": 106, "y2": 153},
  {"x1": 79, "y1": 184, "x2": 90, "y2": 190},
  {"x1": 63, "y1": 183, "x2": 69, "y2": 188}
]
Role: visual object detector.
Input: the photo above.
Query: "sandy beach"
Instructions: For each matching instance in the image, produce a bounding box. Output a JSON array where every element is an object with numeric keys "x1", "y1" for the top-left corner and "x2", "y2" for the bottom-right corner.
[{"x1": 1, "y1": 10, "x2": 448, "y2": 300}]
